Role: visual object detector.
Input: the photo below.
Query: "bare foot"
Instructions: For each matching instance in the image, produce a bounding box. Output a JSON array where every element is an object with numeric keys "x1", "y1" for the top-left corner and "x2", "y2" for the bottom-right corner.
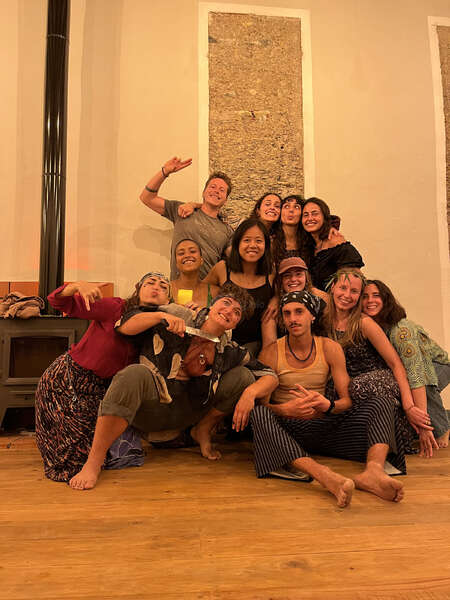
[
  {"x1": 319, "y1": 468, "x2": 354, "y2": 508},
  {"x1": 436, "y1": 430, "x2": 449, "y2": 448},
  {"x1": 69, "y1": 462, "x2": 102, "y2": 490},
  {"x1": 190, "y1": 424, "x2": 221, "y2": 460},
  {"x1": 354, "y1": 462, "x2": 404, "y2": 502}
]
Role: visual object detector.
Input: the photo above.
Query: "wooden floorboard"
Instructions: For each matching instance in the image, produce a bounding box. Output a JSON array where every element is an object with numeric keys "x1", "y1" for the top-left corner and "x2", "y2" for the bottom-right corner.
[{"x1": 1, "y1": 434, "x2": 449, "y2": 600}]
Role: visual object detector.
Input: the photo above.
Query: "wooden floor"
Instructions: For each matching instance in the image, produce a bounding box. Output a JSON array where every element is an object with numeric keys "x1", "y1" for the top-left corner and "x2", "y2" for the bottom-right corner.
[{"x1": 2, "y1": 434, "x2": 450, "y2": 600}]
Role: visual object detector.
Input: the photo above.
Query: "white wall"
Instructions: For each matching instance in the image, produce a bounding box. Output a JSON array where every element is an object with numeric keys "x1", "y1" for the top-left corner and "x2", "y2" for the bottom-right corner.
[{"x1": 1, "y1": 0, "x2": 449, "y2": 399}]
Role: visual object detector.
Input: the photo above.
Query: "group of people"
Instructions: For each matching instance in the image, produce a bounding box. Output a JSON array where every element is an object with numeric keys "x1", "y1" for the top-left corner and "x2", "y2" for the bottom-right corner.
[{"x1": 34, "y1": 156, "x2": 450, "y2": 509}]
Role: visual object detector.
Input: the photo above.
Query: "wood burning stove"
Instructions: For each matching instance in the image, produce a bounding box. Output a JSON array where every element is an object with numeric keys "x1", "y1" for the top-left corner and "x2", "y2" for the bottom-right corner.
[{"x1": 0, "y1": 0, "x2": 91, "y2": 429}]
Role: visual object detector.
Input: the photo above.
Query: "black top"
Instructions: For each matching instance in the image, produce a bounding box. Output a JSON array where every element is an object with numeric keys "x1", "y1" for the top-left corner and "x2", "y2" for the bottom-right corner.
[
  {"x1": 309, "y1": 242, "x2": 364, "y2": 291},
  {"x1": 225, "y1": 264, "x2": 273, "y2": 346}
]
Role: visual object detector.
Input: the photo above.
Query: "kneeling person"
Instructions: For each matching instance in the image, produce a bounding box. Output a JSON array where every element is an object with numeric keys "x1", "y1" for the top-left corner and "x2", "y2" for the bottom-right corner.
[
  {"x1": 252, "y1": 290, "x2": 405, "y2": 507},
  {"x1": 70, "y1": 282, "x2": 278, "y2": 490}
]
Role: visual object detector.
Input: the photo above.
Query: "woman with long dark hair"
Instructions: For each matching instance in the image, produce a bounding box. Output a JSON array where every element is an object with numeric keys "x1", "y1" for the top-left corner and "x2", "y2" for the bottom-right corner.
[
  {"x1": 301, "y1": 197, "x2": 363, "y2": 291},
  {"x1": 362, "y1": 279, "x2": 449, "y2": 454},
  {"x1": 204, "y1": 218, "x2": 274, "y2": 355}
]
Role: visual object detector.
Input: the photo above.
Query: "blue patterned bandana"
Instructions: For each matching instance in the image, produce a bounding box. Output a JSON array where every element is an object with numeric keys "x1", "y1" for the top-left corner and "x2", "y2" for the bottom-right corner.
[{"x1": 280, "y1": 290, "x2": 322, "y2": 318}]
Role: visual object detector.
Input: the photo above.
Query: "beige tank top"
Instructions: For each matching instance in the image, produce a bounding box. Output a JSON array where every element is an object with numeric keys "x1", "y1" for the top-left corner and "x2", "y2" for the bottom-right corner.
[{"x1": 272, "y1": 336, "x2": 330, "y2": 404}]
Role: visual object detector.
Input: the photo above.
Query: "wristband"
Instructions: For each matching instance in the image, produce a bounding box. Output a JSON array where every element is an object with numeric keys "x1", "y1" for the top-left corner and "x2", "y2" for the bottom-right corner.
[
  {"x1": 145, "y1": 186, "x2": 158, "y2": 193},
  {"x1": 324, "y1": 397, "x2": 335, "y2": 415}
]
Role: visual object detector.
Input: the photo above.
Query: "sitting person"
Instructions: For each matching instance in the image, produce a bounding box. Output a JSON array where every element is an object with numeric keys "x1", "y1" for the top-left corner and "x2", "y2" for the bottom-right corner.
[
  {"x1": 35, "y1": 273, "x2": 171, "y2": 482},
  {"x1": 323, "y1": 268, "x2": 433, "y2": 456},
  {"x1": 262, "y1": 256, "x2": 328, "y2": 348},
  {"x1": 140, "y1": 156, "x2": 233, "y2": 279},
  {"x1": 204, "y1": 218, "x2": 275, "y2": 356},
  {"x1": 170, "y1": 238, "x2": 219, "y2": 309},
  {"x1": 251, "y1": 290, "x2": 405, "y2": 507},
  {"x1": 69, "y1": 284, "x2": 278, "y2": 490},
  {"x1": 362, "y1": 279, "x2": 449, "y2": 453},
  {"x1": 300, "y1": 197, "x2": 364, "y2": 291}
]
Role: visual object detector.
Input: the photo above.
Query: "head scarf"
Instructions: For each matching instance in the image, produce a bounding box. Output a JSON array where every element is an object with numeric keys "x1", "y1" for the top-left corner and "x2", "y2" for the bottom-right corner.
[
  {"x1": 137, "y1": 271, "x2": 170, "y2": 287},
  {"x1": 280, "y1": 290, "x2": 322, "y2": 318}
]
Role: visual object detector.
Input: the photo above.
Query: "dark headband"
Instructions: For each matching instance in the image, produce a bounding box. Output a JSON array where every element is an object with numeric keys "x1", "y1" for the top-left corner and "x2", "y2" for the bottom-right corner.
[{"x1": 280, "y1": 290, "x2": 322, "y2": 318}]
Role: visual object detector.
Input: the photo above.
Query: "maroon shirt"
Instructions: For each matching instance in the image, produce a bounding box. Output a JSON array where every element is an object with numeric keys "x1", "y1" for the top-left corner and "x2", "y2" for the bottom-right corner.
[{"x1": 48, "y1": 285, "x2": 137, "y2": 378}]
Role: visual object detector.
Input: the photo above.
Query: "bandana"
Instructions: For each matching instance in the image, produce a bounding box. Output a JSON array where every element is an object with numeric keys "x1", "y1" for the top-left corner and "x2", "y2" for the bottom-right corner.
[
  {"x1": 280, "y1": 290, "x2": 322, "y2": 318},
  {"x1": 137, "y1": 271, "x2": 170, "y2": 287}
]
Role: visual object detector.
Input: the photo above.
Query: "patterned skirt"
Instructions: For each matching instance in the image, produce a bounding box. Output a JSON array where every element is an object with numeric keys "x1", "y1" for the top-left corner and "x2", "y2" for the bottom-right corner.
[{"x1": 35, "y1": 353, "x2": 110, "y2": 482}]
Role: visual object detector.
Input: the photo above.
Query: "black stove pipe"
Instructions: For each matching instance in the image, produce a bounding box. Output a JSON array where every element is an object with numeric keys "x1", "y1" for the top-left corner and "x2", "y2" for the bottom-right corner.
[{"x1": 38, "y1": 0, "x2": 70, "y2": 314}]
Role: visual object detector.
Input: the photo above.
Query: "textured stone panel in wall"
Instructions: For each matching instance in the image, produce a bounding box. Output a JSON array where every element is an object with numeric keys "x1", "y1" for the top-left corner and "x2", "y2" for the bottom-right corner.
[
  {"x1": 437, "y1": 25, "x2": 450, "y2": 255},
  {"x1": 208, "y1": 12, "x2": 303, "y2": 224}
]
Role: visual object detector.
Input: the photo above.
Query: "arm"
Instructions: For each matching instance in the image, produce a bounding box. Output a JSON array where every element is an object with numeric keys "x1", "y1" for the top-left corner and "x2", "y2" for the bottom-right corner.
[
  {"x1": 117, "y1": 311, "x2": 186, "y2": 337},
  {"x1": 202, "y1": 260, "x2": 226, "y2": 286},
  {"x1": 177, "y1": 202, "x2": 202, "y2": 218},
  {"x1": 275, "y1": 340, "x2": 352, "y2": 420},
  {"x1": 232, "y1": 375, "x2": 278, "y2": 432},
  {"x1": 261, "y1": 318, "x2": 278, "y2": 348},
  {"x1": 48, "y1": 281, "x2": 119, "y2": 320},
  {"x1": 361, "y1": 317, "x2": 432, "y2": 430},
  {"x1": 139, "y1": 156, "x2": 192, "y2": 216}
]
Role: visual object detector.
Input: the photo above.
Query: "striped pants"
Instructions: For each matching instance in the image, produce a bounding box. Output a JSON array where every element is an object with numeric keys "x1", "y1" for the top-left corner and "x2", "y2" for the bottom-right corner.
[{"x1": 250, "y1": 393, "x2": 407, "y2": 477}]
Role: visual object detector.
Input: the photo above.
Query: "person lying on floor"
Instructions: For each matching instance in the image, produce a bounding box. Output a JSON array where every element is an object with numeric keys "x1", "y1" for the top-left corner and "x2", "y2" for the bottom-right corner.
[
  {"x1": 69, "y1": 282, "x2": 278, "y2": 490},
  {"x1": 251, "y1": 290, "x2": 405, "y2": 508}
]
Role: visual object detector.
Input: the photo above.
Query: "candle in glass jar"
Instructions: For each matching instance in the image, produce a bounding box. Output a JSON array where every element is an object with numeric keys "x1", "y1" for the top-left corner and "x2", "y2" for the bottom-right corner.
[{"x1": 177, "y1": 288, "x2": 193, "y2": 305}]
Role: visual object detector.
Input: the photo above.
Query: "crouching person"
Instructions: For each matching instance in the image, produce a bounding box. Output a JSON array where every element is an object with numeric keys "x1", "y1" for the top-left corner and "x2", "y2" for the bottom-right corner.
[{"x1": 70, "y1": 282, "x2": 278, "y2": 490}]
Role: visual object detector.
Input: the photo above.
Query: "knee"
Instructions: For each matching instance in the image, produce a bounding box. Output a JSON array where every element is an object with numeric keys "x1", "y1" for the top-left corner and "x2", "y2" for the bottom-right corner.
[
  {"x1": 250, "y1": 403, "x2": 270, "y2": 425},
  {"x1": 100, "y1": 364, "x2": 154, "y2": 422}
]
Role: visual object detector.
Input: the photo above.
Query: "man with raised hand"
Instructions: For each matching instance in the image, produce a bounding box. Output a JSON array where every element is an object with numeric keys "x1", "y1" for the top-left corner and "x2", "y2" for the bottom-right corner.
[{"x1": 140, "y1": 157, "x2": 233, "y2": 279}]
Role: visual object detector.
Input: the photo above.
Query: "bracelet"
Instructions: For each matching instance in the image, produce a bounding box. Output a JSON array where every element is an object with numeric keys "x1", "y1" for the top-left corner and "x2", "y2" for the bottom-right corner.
[
  {"x1": 162, "y1": 166, "x2": 169, "y2": 178},
  {"x1": 324, "y1": 397, "x2": 335, "y2": 415},
  {"x1": 145, "y1": 186, "x2": 158, "y2": 193}
]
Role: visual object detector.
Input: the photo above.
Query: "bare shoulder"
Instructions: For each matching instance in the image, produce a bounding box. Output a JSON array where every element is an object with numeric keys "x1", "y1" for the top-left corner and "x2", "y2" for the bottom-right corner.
[
  {"x1": 321, "y1": 336, "x2": 345, "y2": 361},
  {"x1": 312, "y1": 287, "x2": 328, "y2": 303},
  {"x1": 258, "y1": 340, "x2": 279, "y2": 370}
]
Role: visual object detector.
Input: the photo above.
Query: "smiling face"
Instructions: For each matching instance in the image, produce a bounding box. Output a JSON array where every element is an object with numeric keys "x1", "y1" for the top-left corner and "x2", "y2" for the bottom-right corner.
[
  {"x1": 282, "y1": 302, "x2": 314, "y2": 337},
  {"x1": 281, "y1": 268, "x2": 307, "y2": 293},
  {"x1": 362, "y1": 283, "x2": 383, "y2": 318},
  {"x1": 139, "y1": 276, "x2": 170, "y2": 306},
  {"x1": 302, "y1": 202, "x2": 324, "y2": 233},
  {"x1": 175, "y1": 240, "x2": 202, "y2": 274},
  {"x1": 332, "y1": 274, "x2": 362, "y2": 312},
  {"x1": 208, "y1": 297, "x2": 242, "y2": 332},
  {"x1": 238, "y1": 224, "x2": 266, "y2": 263},
  {"x1": 281, "y1": 198, "x2": 302, "y2": 225},
  {"x1": 202, "y1": 177, "x2": 229, "y2": 210},
  {"x1": 256, "y1": 194, "x2": 281, "y2": 225}
]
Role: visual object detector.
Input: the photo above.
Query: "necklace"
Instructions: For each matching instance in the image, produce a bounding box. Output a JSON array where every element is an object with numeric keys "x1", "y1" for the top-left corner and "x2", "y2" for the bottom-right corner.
[{"x1": 287, "y1": 336, "x2": 315, "y2": 363}]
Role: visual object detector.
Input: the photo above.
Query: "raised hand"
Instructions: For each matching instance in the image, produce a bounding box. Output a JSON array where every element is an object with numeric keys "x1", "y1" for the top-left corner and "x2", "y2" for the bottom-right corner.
[
  {"x1": 75, "y1": 282, "x2": 105, "y2": 311},
  {"x1": 163, "y1": 156, "x2": 192, "y2": 175}
]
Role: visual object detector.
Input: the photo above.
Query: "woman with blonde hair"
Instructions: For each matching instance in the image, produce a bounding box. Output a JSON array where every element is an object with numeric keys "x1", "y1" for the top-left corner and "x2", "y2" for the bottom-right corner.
[{"x1": 323, "y1": 268, "x2": 433, "y2": 467}]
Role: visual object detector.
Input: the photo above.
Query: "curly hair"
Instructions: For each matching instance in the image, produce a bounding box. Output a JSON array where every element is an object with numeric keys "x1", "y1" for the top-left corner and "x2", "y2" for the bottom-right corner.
[
  {"x1": 212, "y1": 281, "x2": 255, "y2": 323},
  {"x1": 364, "y1": 279, "x2": 406, "y2": 330}
]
